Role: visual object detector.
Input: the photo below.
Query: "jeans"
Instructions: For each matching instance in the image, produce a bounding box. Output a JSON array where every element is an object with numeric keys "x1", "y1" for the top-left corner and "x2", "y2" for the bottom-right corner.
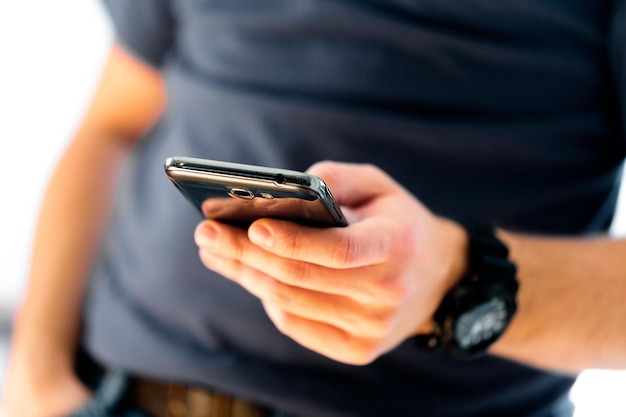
[
  {"x1": 68, "y1": 349, "x2": 574, "y2": 417},
  {"x1": 67, "y1": 370, "x2": 152, "y2": 417},
  {"x1": 66, "y1": 347, "x2": 153, "y2": 417},
  {"x1": 67, "y1": 350, "x2": 298, "y2": 417}
]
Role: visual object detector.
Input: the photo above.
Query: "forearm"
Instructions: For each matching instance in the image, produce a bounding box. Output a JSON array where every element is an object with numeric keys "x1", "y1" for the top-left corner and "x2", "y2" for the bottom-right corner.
[
  {"x1": 1, "y1": 45, "x2": 164, "y2": 417},
  {"x1": 10, "y1": 131, "x2": 132, "y2": 375},
  {"x1": 491, "y1": 231, "x2": 626, "y2": 373},
  {"x1": 9, "y1": 44, "x2": 164, "y2": 380}
]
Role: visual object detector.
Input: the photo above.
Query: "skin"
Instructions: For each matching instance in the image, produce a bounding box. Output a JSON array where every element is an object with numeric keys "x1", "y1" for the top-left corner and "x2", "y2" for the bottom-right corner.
[
  {"x1": 2, "y1": 40, "x2": 626, "y2": 417},
  {"x1": 195, "y1": 162, "x2": 468, "y2": 365},
  {"x1": 194, "y1": 163, "x2": 626, "y2": 373},
  {"x1": 0, "y1": 45, "x2": 166, "y2": 417}
]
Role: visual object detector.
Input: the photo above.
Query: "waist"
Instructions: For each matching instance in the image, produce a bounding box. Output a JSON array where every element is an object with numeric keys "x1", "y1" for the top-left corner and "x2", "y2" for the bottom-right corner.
[
  {"x1": 129, "y1": 377, "x2": 311, "y2": 417},
  {"x1": 75, "y1": 349, "x2": 315, "y2": 417}
]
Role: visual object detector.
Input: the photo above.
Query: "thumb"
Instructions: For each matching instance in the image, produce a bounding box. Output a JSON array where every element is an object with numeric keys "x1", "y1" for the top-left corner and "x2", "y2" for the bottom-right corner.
[{"x1": 307, "y1": 161, "x2": 401, "y2": 208}]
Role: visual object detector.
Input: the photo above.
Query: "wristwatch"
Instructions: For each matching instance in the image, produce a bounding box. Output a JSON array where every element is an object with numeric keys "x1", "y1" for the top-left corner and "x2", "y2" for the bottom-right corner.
[{"x1": 414, "y1": 226, "x2": 519, "y2": 358}]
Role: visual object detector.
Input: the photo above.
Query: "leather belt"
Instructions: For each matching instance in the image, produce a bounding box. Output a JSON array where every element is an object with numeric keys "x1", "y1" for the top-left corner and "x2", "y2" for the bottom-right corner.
[{"x1": 129, "y1": 378, "x2": 272, "y2": 417}]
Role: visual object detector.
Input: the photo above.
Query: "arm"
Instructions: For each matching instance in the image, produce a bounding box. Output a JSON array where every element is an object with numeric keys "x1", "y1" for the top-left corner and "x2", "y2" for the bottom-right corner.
[
  {"x1": 1, "y1": 44, "x2": 166, "y2": 417},
  {"x1": 193, "y1": 161, "x2": 626, "y2": 373},
  {"x1": 492, "y1": 231, "x2": 626, "y2": 372}
]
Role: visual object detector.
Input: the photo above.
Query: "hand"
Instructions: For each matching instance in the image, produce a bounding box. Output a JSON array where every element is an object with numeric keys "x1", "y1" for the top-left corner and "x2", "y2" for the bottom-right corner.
[
  {"x1": 194, "y1": 161, "x2": 468, "y2": 365},
  {"x1": 0, "y1": 355, "x2": 91, "y2": 417}
]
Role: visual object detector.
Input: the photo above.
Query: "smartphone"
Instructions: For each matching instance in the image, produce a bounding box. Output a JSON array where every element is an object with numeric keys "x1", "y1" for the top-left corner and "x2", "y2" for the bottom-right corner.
[{"x1": 164, "y1": 156, "x2": 348, "y2": 227}]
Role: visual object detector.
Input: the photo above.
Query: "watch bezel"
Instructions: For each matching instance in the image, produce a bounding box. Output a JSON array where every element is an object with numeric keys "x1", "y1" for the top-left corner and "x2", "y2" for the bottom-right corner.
[
  {"x1": 438, "y1": 277, "x2": 518, "y2": 358},
  {"x1": 414, "y1": 226, "x2": 518, "y2": 359}
]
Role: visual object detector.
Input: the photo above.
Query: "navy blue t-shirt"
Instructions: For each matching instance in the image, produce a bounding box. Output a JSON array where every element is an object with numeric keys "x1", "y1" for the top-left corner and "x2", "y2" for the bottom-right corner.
[{"x1": 84, "y1": 1, "x2": 626, "y2": 416}]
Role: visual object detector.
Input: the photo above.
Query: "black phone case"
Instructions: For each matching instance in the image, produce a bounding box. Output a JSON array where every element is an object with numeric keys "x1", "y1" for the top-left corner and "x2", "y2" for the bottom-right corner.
[{"x1": 164, "y1": 157, "x2": 347, "y2": 228}]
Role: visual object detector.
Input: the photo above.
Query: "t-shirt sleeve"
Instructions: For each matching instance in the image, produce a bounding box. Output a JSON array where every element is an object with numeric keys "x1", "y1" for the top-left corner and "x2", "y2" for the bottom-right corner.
[{"x1": 102, "y1": 0, "x2": 175, "y2": 68}]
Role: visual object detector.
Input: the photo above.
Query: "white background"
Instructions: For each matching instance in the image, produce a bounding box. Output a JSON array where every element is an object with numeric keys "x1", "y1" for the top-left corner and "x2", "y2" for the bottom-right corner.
[{"x1": 0, "y1": 1, "x2": 625, "y2": 415}]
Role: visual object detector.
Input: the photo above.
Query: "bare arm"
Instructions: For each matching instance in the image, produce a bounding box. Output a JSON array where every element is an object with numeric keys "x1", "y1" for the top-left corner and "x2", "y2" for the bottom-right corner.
[
  {"x1": 193, "y1": 161, "x2": 626, "y2": 373},
  {"x1": 1, "y1": 44, "x2": 166, "y2": 417},
  {"x1": 492, "y1": 232, "x2": 626, "y2": 373}
]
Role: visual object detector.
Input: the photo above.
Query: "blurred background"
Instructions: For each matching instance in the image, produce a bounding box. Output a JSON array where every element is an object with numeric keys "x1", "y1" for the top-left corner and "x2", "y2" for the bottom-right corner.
[{"x1": 0, "y1": 1, "x2": 625, "y2": 416}]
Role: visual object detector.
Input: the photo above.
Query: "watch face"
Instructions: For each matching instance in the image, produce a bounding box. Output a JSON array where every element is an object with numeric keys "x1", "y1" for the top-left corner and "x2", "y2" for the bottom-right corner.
[{"x1": 455, "y1": 298, "x2": 509, "y2": 350}]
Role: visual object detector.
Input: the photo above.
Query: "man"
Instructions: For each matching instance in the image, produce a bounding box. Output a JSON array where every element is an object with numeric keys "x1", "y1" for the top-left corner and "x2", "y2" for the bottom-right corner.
[{"x1": 2, "y1": 0, "x2": 625, "y2": 416}]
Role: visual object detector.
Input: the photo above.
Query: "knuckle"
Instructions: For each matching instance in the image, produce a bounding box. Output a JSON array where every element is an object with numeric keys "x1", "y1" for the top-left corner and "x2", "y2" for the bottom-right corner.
[
  {"x1": 336, "y1": 321, "x2": 388, "y2": 365},
  {"x1": 348, "y1": 339, "x2": 381, "y2": 365},
  {"x1": 365, "y1": 313, "x2": 396, "y2": 339},
  {"x1": 363, "y1": 163, "x2": 383, "y2": 176},
  {"x1": 377, "y1": 277, "x2": 410, "y2": 307},
  {"x1": 264, "y1": 304, "x2": 290, "y2": 334},
  {"x1": 332, "y1": 235, "x2": 360, "y2": 267},
  {"x1": 282, "y1": 259, "x2": 310, "y2": 282},
  {"x1": 363, "y1": 163, "x2": 392, "y2": 186},
  {"x1": 267, "y1": 280, "x2": 295, "y2": 309},
  {"x1": 307, "y1": 160, "x2": 337, "y2": 181},
  {"x1": 386, "y1": 219, "x2": 413, "y2": 254},
  {"x1": 285, "y1": 229, "x2": 306, "y2": 259},
  {"x1": 226, "y1": 233, "x2": 246, "y2": 260}
]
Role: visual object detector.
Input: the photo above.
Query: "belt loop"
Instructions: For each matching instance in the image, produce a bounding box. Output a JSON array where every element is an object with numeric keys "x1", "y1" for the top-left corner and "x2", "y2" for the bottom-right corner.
[
  {"x1": 212, "y1": 392, "x2": 231, "y2": 417},
  {"x1": 167, "y1": 383, "x2": 188, "y2": 417},
  {"x1": 186, "y1": 387, "x2": 212, "y2": 417}
]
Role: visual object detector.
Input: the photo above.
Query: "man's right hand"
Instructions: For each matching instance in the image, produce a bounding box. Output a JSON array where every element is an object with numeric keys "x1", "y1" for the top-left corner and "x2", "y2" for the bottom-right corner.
[{"x1": 0, "y1": 363, "x2": 91, "y2": 417}]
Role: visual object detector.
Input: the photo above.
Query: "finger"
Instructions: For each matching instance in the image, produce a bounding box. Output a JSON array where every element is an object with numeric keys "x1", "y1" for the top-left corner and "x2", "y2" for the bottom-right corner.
[
  {"x1": 196, "y1": 220, "x2": 386, "y2": 299},
  {"x1": 306, "y1": 161, "x2": 402, "y2": 208},
  {"x1": 198, "y1": 249, "x2": 272, "y2": 301},
  {"x1": 263, "y1": 303, "x2": 383, "y2": 365},
  {"x1": 199, "y1": 251, "x2": 392, "y2": 339},
  {"x1": 195, "y1": 220, "x2": 249, "y2": 256},
  {"x1": 248, "y1": 217, "x2": 397, "y2": 268}
]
